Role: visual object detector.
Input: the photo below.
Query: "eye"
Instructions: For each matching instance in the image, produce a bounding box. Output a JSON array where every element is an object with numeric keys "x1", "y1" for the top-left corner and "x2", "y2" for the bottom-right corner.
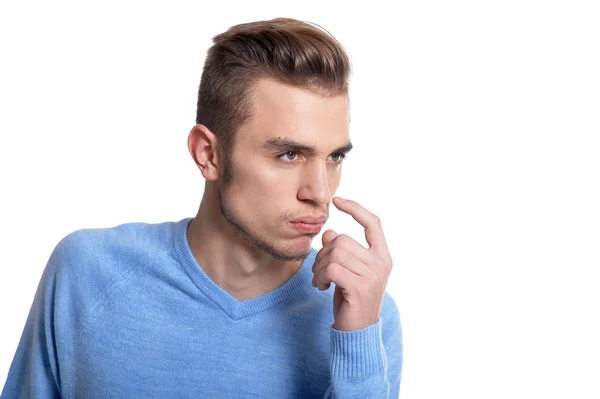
[
  {"x1": 328, "y1": 153, "x2": 346, "y2": 163},
  {"x1": 278, "y1": 151, "x2": 299, "y2": 162}
]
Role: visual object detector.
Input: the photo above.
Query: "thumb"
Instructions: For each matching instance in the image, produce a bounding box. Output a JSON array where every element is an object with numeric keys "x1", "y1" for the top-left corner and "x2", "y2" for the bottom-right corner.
[{"x1": 322, "y1": 229, "x2": 338, "y2": 247}]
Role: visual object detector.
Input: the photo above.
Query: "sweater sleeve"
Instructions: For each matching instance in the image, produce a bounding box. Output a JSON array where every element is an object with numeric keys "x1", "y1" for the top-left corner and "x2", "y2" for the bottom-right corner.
[
  {"x1": 1, "y1": 242, "x2": 64, "y2": 398},
  {"x1": 324, "y1": 292, "x2": 403, "y2": 398}
]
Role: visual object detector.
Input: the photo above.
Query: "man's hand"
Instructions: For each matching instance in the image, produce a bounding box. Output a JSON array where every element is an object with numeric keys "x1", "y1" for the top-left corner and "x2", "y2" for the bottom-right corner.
[{"x1": 312, "y1": 196, "x2": 393, "y2": 332}]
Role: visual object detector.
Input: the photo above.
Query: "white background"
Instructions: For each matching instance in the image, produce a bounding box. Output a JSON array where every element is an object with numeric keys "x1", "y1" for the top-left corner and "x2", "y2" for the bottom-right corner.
[{"x1": 1, "y1": 1, "x2": 599, "y2": 397}]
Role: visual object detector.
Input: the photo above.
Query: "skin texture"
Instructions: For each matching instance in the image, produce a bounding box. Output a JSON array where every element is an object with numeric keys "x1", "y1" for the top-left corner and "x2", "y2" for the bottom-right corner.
[{"x1": 187, "y1": 77, "x2": 394, "y2": 331}]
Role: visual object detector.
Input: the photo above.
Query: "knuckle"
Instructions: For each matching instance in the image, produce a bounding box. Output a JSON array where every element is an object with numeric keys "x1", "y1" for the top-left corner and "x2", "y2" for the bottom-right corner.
[
  {"x1": 337, "y1": 233, "x2": 351, "y2": 244},
  {"x1": 327, "y1": 263, "x2": 340, "y2": 279},
  {"x1": 373, "y1": 215, "x2": 382, "y2": 226},
  {"x1": 330, "y1": 248, "x2": 346, "y2": 265}
]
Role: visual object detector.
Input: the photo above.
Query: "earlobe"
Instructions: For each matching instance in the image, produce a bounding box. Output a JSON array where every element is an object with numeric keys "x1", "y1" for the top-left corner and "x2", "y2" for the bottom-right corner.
[{"x1": 187, "y1": 124, "x2": 220, "y2": 181}]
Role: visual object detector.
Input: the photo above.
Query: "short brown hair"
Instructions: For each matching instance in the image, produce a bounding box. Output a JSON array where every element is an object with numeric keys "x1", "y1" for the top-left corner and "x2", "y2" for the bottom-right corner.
[{"x1": 195, "y1": 17, "x2": 352, "y2": 158}]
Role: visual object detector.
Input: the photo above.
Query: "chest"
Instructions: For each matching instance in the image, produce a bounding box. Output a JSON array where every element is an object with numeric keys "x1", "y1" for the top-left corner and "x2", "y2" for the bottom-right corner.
[{"x1": 59, "y1": 299, "x2": 333, "y2": 398}]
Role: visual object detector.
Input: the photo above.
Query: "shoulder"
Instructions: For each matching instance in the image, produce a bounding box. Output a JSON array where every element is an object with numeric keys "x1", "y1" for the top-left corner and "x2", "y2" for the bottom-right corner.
[
  {"x1": 47, "y1": 220, "x2": 178, "y2": 313},
  {"x1": 52, "y1": 220, "x2": 172, "y2": 273}
]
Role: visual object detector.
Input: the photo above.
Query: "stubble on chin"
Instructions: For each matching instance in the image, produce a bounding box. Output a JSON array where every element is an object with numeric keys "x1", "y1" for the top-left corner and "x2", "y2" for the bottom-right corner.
[{"x1": 217, "y1": 179, "x2": 309, "y2": 262}]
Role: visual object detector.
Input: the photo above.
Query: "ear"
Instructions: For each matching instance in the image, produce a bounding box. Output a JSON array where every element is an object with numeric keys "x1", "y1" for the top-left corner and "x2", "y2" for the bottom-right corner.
[{"x1": 187, "y1": 124, "x2": 221, "y2": 181}]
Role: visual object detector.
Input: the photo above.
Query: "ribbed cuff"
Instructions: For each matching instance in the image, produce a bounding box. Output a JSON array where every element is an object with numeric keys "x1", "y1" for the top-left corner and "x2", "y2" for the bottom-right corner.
[{"x1": 330, "y1": 320, "x2": 386, "y2": 378}]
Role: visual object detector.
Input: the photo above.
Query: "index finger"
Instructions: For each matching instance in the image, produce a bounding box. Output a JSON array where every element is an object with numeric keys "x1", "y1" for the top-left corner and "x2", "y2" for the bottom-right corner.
[{"x1": 331, "y1": 196, "x2": 389, "y2": 254}]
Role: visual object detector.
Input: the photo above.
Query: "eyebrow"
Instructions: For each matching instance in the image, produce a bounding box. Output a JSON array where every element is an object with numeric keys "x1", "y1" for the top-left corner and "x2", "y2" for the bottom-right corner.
[{"x1": 262, "y1": 137, "x2": 353, "y2": 155}]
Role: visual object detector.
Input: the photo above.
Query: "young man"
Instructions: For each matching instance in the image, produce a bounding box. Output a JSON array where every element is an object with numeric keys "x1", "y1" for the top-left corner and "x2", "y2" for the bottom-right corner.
[{"x1": 2, "y1": 17, "x2": 402, "y2": 398}]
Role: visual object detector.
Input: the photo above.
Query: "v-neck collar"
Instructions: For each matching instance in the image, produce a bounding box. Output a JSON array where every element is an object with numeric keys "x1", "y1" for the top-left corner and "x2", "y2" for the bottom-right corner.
[{"x1": 172, "y1": 217, "x2": 317, "y2": 320}]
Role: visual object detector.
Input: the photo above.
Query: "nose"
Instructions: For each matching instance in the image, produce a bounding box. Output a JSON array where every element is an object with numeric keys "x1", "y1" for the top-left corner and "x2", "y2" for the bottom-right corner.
[{"x1": 297, "y1": 160, "x2": 332, "y2": 206}]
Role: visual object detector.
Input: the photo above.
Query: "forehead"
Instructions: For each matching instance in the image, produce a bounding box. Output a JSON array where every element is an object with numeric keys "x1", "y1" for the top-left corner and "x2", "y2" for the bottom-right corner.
[{"x1": 239, "y1": 78, "x2": 350, "y2": 148}]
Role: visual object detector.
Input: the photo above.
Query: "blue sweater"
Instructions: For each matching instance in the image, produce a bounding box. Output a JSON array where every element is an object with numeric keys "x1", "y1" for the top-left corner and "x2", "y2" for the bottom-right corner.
[{"x1": 2, "y1": 217, "x2": 402, "y2": 398}]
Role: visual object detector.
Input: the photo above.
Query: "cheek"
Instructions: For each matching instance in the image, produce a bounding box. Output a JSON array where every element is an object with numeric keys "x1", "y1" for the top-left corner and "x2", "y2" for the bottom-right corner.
[
  {"x1": 245, "y1": 157, "x2": 299, "y2": 188},
  {"x1": 230, "y1": 158, "x2": 292, "y2": 201},
  {"x1": 249, "y1": 164, "x2": 342, "y2": 200},
  {"x1": 231, "y1": 153, "x2": 343, "y2": 201},
  {"x1": 328, "y1": 169, "x2": 342, "y2": 192}
]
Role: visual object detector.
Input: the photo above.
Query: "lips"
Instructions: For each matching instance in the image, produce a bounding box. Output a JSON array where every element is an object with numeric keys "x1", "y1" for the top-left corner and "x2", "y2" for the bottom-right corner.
[
  {"x1": 290, "y1": 221, "x2": 324, "y2": 234},
  {"x1": 291, "y1": 216, "x2": 327, "y2": 224}
]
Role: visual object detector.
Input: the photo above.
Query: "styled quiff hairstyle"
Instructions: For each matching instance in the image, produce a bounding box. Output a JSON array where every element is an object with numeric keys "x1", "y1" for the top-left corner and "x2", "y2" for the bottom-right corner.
[{"x1": 195, "y1": 17, "x2": 352, "y2": 161}]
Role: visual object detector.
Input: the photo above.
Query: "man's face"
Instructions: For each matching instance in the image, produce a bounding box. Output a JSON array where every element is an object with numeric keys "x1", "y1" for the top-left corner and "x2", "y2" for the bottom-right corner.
[{"x1": 218, "y1": 78, "x2": 351, "y2": 261}]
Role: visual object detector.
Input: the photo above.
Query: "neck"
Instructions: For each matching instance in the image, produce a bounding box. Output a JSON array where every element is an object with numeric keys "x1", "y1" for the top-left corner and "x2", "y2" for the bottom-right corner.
[{"x1": 186, "y1": 186, "x2": 305, "y2": 301}]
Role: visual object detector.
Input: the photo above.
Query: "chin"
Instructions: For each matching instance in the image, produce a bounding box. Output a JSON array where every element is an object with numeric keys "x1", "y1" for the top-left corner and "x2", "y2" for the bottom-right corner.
[
  {"x1": 218, "y1": 193, "x2": 312, "y2": 261},
  {"x1": 269, "y1": 236, "x2": 313, "y2": 261}
]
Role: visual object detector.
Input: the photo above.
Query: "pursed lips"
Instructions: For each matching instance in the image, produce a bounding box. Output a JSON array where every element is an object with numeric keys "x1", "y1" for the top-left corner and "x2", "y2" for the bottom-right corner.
[{"x1": 290, "y1": 216, "x2": 327, "y2": 224}]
